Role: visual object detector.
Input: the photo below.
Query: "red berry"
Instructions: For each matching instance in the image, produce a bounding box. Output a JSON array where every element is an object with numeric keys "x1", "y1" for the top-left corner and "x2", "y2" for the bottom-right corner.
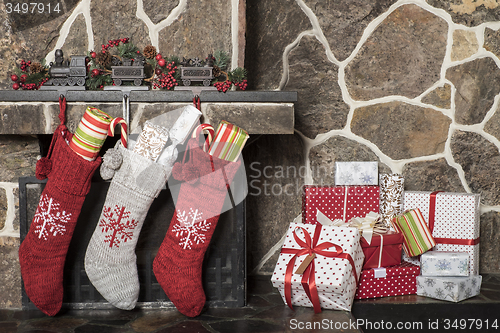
[
  {"x1": 156, "y1": 54, "x2": 163, "y2": 61},
  {"x1": 20, "y1": 74, "x2": 27, "y2": 82},
  {"x1": 10, "y1": 74, "x2": 18, "y2": 82},
  {"x1": 158, "y1": 59, "x2": 166, "y2": 67},
  {"x1": 91, "y1": 52, "x2": 97, "y2": 58},
  {"x1": 155, "y1": 68, "x2": 162, "y2": 75},
  {"x1": 92, "y1": 69, "x2": 100, "y2": 77},
  {"x1": 12, "y1": 83, "x2": 19, "y2": 90}
]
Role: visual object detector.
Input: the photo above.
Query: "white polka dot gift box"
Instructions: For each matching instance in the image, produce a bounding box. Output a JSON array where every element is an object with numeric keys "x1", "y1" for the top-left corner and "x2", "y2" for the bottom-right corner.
[
  {"x1": 271, "y1": 223, "x2": 364, "y2": 312},
  {"x1": 354, "y1": 261, "x2": 420, "y2": 300},
  {"x1": 403, "y1": 191, "x2": 480, "y2": 275},
  {"x1": 302, "y1": 186, "x2": 380, "y2": 225},
  {"x1": 416, "y1": 275, "x2": 482, "y2": 302}
]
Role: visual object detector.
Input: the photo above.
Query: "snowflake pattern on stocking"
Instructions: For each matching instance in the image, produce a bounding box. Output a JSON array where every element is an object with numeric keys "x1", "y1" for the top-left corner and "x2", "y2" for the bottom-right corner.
[
  {"x1": 99, "y1": 205, "x2": 139, "y2": 248},
  {"x1": 33, "y1": 194, "x2": 72, "y2": 240},
  {"x1": 172, "y1": 208, "x2": 211, "y2": 249}
]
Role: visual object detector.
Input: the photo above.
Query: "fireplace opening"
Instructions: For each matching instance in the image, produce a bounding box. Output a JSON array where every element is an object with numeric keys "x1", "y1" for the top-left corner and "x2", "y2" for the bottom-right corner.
[{"x1": 19, "y1": 141, "x2": 246, "y2": 310}]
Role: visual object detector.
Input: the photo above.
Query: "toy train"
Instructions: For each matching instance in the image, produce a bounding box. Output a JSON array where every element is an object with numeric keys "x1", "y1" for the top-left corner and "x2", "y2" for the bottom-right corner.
[{"x1": 44, "y1": 49, "x2": 87, "y2": 87}]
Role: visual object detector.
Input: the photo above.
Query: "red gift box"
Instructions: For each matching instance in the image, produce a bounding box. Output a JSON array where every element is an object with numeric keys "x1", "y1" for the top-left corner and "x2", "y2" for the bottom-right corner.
[
  {"x1": 354, "y1": 262, "x2": 420, "y2": 300},
  {"x1": 360, "y1": 231, "x2": 403, "y2": 270},
  {"x1": 302, "y1": 186, "x2": 379, "y2": 225}
]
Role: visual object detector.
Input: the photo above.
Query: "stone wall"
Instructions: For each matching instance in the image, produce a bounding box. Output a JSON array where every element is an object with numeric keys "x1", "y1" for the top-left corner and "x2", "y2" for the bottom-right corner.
[
  {"x1": 244, "y1": 0, "x2": 500, "y2": 275},
  {"x1": 1, "y1": 0, "x2": 500, "y2": 310}
]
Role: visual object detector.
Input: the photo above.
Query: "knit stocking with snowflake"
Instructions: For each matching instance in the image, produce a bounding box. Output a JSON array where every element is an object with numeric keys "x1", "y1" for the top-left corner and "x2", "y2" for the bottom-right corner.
[
  {"x1": 84, "y1": 143, "x2": 175, "y2": 310},
  {"x1": 153, "y1": 137, "x2": 242, "y2": 317},
  {"x1": 18, "y1": 98, "x2": 101, "y2": 316}
]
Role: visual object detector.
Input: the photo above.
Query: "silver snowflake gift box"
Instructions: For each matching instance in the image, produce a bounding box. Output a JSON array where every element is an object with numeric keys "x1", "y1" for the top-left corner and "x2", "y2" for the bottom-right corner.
[
  {"x1": 335, "y1": 161, "x2": 378, "y2": 186},
  {"x1": 420, "y1": 251, "x2": 469, "y2": 277},
  {"x1": 416, "y1": 275, "x2": 482, "y2": 302}
]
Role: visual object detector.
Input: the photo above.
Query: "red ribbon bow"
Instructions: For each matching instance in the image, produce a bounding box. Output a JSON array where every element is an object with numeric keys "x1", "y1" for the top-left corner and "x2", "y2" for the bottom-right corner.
[{"x1": 280, "y1": 225, "x2": 358, "y2": 313}]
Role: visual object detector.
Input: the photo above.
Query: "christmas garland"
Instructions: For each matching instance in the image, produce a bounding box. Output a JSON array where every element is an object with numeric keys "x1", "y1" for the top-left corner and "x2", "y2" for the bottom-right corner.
[{"x1": 10, "y1": 38, "x2": 248, "y2": 92}]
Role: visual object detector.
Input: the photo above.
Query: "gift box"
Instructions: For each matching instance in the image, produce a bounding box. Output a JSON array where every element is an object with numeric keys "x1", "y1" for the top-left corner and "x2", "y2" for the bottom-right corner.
[
  {"x1": 404, "y1": 191, "x2": 480, "y2": 275},
  {"x1": 420, "y1": 251, "x2": 469, "y2": 277},
  {"x1": 392, "y1": 208, "x2": 436, "y2": 257},
  {"x1": 416, "y1": 275, "x2": 482, "y2": 302},
  {"x1": 208, "y1": 120, "x2": 249, "y2": 162},
  {"x1": 271, "y1": 223, "x2": 364, "y2": 312},
  {"x1": 355, "y1": 262, "x2": 420, "y2": 299},
  {"x1": 379, "y1": 174, "x2": 404, "y2": 225},
  {"x1": 302, "y1": 186, "x2": 380, "y2": 225},
  {"x1": 360, "y1": 231, "x2": 403, "y2": 269},
  {"x1": 335, "y1": 161, "x2": 378, "y2": 185}
]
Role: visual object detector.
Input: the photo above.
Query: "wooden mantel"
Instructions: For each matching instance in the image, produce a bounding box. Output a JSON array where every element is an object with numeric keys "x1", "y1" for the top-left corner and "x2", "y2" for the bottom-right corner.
[{"x1": 0, "y1": 90, "x2": 296, "y2": 135}]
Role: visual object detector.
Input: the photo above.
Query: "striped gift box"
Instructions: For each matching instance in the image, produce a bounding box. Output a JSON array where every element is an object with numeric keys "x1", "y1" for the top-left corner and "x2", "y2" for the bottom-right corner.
[
  {"x1": 208, "y1": 121, "x2": 249, "y2": 162},
  {"x1": 391, "y1": 208, "x2": 436, "y2": 257},
  {"x1": 69, "y1": 107, "x2": 113, "y2": 161}
]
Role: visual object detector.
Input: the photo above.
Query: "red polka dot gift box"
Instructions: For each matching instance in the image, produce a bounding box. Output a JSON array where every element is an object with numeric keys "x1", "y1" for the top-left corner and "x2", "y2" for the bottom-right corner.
[
  {"x1": 271, "y1": 223, "x2": 364, "y2": 312},
  {"x1": 302, "y1": 186, "x2": 380, "y2": 225},
  {"x1": 354, "y1": 261, "x2": 420, "y2": 300},
  {"x1": 403, "y1": 191, "x2": 480, "y2": 275}
]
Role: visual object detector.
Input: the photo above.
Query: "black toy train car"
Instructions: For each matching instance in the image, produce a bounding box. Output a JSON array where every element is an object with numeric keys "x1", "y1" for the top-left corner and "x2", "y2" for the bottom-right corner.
[{"x1": 45, "y1": 49, "x2": 87, "y2": 86}]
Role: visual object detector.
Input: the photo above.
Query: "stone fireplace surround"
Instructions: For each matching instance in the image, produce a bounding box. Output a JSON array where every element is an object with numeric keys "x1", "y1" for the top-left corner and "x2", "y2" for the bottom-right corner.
[{"x1": 0, "y1": 89, "x2": 296, "y2": 309}]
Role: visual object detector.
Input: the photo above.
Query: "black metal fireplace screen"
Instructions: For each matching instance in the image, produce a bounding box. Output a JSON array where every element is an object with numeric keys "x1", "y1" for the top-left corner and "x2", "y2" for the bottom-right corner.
[{"x1": 19, "y1": 176, "x2": 246, "y2": 310}]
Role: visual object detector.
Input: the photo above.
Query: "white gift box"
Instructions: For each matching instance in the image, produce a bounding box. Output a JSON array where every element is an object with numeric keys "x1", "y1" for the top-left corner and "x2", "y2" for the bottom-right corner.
[
  {"x1": 271, "y1": 223, "x2": 364, "y2": 312},
  {"x1": 416, "y1": 275, "x2": 481, "y2": 302},
  {"x1": 420, "y1": 251, "x2": 469, "y2": 276},
  {"x1": 335, "y1": 161, "x2": 378, "y2": 185},
  {"x1": 403, "y1": 191, "x2": 480, "y2": 275}
]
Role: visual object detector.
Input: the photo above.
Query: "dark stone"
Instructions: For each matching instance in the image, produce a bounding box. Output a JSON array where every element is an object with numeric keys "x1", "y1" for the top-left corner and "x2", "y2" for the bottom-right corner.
[
  {"x1": 246, "y1": 0, "x2": 311, "y2": 90},
  {"x1": 446, "y1": 57, "x2": 500, "y2": 125},
  {"x1": 0, "y1": 322, "x2": 19, "y2": 333},
  {"x1": 202, "y1": 307, "x2": 257, "y2": 318},
  {"x1": 427, "y1": 0, "x2": 500, "y2": 27},
  {"x1": 208, "y1": 319, "x2": 284, "y2": 333},
  {"x1": 0, "y1": 136, "x2": 39, "y2": 182},
  {"x1": 484, "y1": 27, "x2": 500, "y2": 59},
  {"x1": 0, "y1": 237, "x2": 21, "y2": 309},
  {"x1": 129, "y1": 311, "x2": 185, "y2": 332},
  {"x1": 204, "y1": 103, "x2": 294, "y2": 134},
  {"x1": 91, "y1": 0, "x2": 151, "y2": 51},
  {"x1": 304, "y1": 0, "x2": 397, "y2": 62},
  {"x1": 74, "y1": 323, "x2": 130, "y2": 333},
  {"x1": 403, "y1": 158, "x2": 465, "y2": 192},
  {"x1": 284, "y1": 35, "x2": 349, "y2": 139},
  {"x1": 451, "y1": 130, "x2": 500, "y2": 205},
  {"x1": 0, "y1": 189, "x2": 6, "y2": 231},
  {"x1": 421, "y1": 84, "x2": 452, "y2": 109},
  {"x1": 27, "y1": 317, "x2": 88, "y2": 330},
  {"x1": 156, "y1": 321, "x2": 212, "y2": 333},
  {"x1": 243, "y1": 134, "x2": 304, "y2": 274},
  {"x1": 309, "y1": 135, "x2": 391, "y2": 185},
  {"x1": 143, "y1": 0, "x2": 180, "y2": 24},
  {"x1": 351, "y1": 101, "x2": 451, "y2": 160},
  {"x1": 4, "y1": 0, "x2": 79, "y2": 33},
  {"x1": 485, "y1": 106, "x2": 500, "y2": 141},
  {"x1": 61, "y1": 14, "x2": 89, "y2": 57},
  {"x1": 345, "y1": 4, "x2": 447, "y2": 100},
  {"x1": 246, "y1": 295, "x2": 273, "y2": 308},
  {"x1": 158, "y1": 1, "x2": 232, "y2": 62},
  {"x1": 0, "y1": 105, "x2": 46, "y2": 134},
  {"x1": 480, "y1": 212, "x2": 500, "y2": 273}
]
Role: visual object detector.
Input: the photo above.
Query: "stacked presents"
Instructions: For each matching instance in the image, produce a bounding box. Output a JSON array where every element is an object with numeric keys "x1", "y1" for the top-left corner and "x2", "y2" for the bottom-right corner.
[{"x1": 271, "y1": 161, "x2": 482, "y2": 313}]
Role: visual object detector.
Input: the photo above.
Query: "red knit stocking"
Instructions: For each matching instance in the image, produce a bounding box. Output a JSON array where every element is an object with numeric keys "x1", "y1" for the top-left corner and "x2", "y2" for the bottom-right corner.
[
  {"x1": 153, "y1": 138, "x2": 241, "y2": 317},
  {"x1": 18, "y1": 100, "x2": 101, "y2": 316}
]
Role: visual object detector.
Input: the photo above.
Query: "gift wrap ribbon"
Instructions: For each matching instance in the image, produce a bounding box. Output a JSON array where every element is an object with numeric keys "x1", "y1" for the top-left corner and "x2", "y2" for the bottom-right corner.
[
  {"x1": 69, "y1": 107, "x2": 127, "y2": 161},
  {"x1": 428, "y1": 191, "x2": 480, "y2": 246},
  {"x1": 280, "y1": 225, "x2": 358, "y2": 314}
]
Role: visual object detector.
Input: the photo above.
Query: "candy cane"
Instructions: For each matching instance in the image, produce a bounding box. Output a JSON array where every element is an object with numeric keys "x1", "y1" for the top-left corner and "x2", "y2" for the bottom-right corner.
[
  {"x1": 108, "y1": 117, "x2": 128, "y2": 148},
  {"x1": 192, "y1": 123, "x2": 214, "y2": 152}
]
